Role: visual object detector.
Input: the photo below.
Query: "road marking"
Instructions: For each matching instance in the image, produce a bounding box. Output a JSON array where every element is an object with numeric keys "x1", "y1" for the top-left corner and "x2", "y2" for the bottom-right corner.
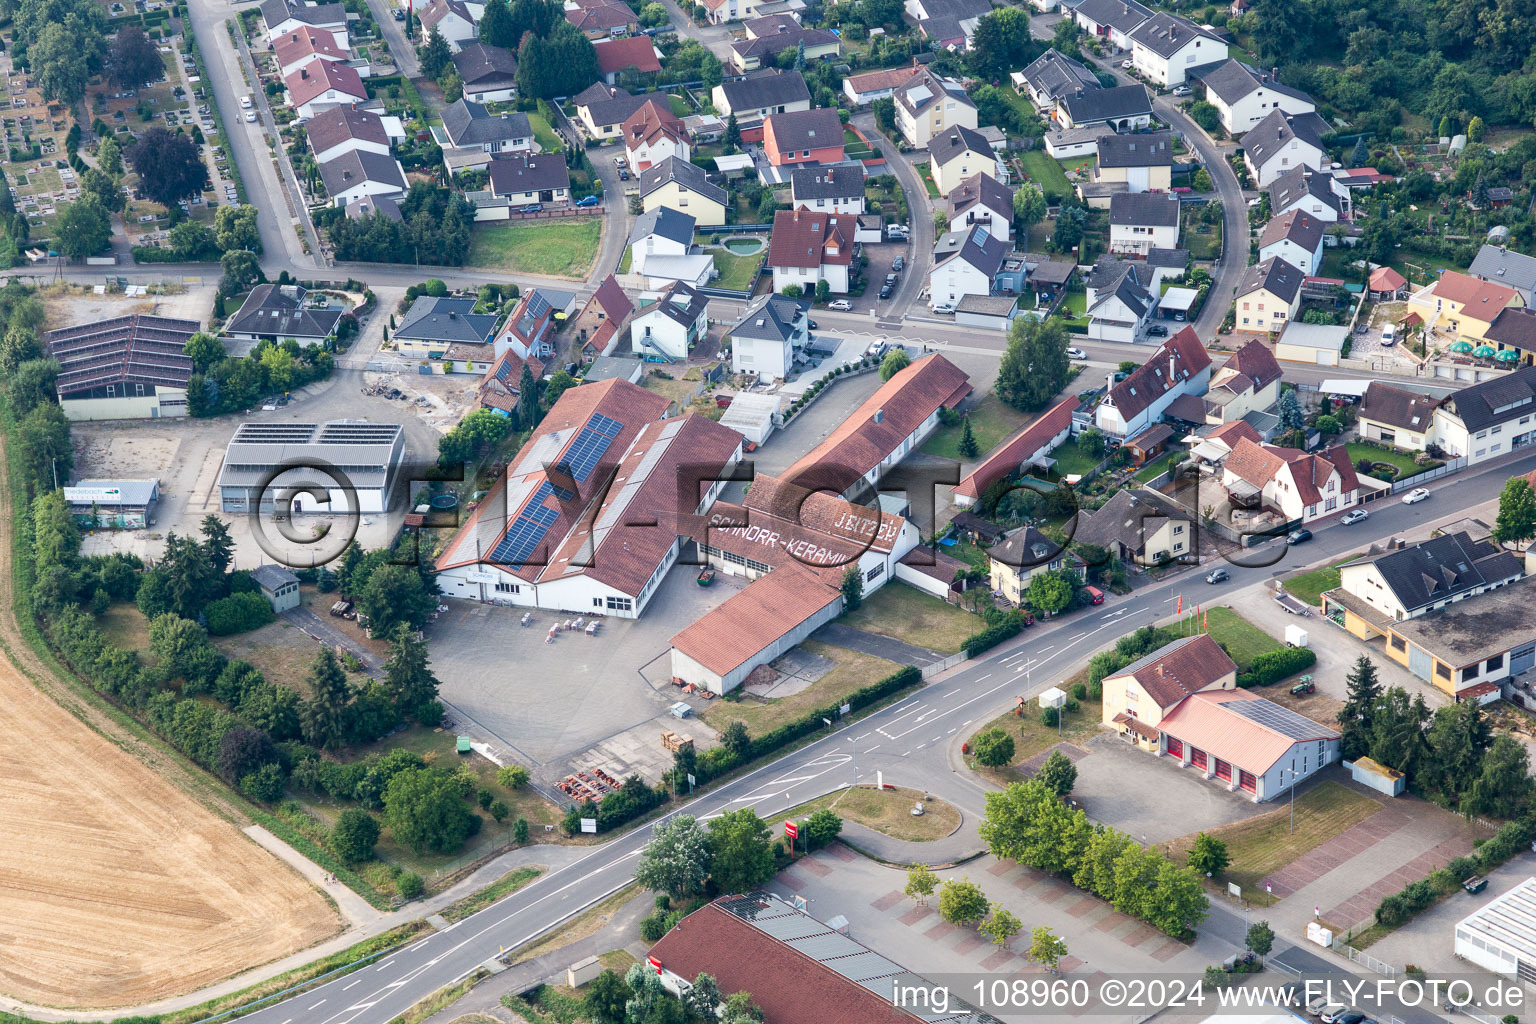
[
  {"x1": 947, "y1": 727, "x2": 956, "y2": 734},
  {"x1": 343, "y1": 978, "x2": 363, "y2": 990},
  {"x1": 974, "y1": 674, "x2": 991, "y2": 681},
  {"x1": 1038, "y1": 645, "x2": 1055, "y2": 654},
  {"x1": 917, "y1": 743, "x2": 926, "y2": 750},
  {"x1": 1070, "y1": 632, "x2": 1088, "y2": 640},
  {"x1": 865, "y1": 744, "x2": 880, "y2": 752},
  {"x1": 309, "y1": 1000, "x2": 326, "y2": 1010}
]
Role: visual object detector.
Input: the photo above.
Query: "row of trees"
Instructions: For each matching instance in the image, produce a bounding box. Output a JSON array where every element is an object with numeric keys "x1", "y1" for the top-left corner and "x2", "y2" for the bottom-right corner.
[
  {"x1": 980, "y1": 778, "x2": 1210, "y2": 937},
  {"x1": 635, "y1": 808, "x2": 820, "y2": 900},
  {"x1": 185, "y1": 337, "x2": 335, "y2": 417},
  {"x1": 320, "y1": 182, "x2": 476, "y2": 266},
  {"x1": 563, "y1": 961, "x2": 764, "y2": 1024},
  {"x1": 903, "y1": 865, "x2": 1068, "y2": 966}
]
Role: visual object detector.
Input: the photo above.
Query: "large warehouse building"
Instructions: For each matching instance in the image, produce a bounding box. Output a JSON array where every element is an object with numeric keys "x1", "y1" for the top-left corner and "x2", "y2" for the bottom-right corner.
[
  {"x1": 44, "y1": 314, "x2": 200, "y2": 420},
  {"x1": 1456, "y1": 876, "x2": 1536, "y2": 983},
  {"x1": 217, "y1": 420, "x2": 406, "y2": 514}
]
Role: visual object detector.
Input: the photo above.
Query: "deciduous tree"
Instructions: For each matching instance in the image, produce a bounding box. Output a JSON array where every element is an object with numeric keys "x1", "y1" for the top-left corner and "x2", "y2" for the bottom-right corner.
[
  {"x1": 880, "y1": 347, "x2": 911, "y2": 380},
  {"x1": 905, "y1": 863, "x2": 938, "y2": 904},
  {"x1": 1037, "y1": 749, "x2": 1077, "y2": 795},
  {"x1": 938, "y1": 878, "x2": 988, "y2": 926},
  {"x1": 707, "y1": 809, "x2": 775, "y2": 893},
  {"x1": 331, "y1": 807, "x2": 382, "y2": 862},
  {"x1": 972, "y1": 727, "x2": 1015, "y2": 768},
  {"x1": 128, "y1": 128, "x2": 211, "y2": 212},
  {"x1": 978, "y1": 904, "x2": 1022, "y2": 947},
  {"x1": 635, "y1": 814, "x2": 711, "y2": 896},
  {"x1": 105, "y1": 24, "x2": 164, "y2": 91},
  {"x1": 383, "y1": 766, "x2": 477, "y2": 853},
  {"x1": 1187, "y1": 832, "x2": 1229, "y2": 877},
  {"x1": 1027, "y1": 926, "x2": 1067, "y2": 971},
  {"x1": 1494, "y1": 476, "x2": 1536, "y2": 547},
  {"x1": 54, "y1": 194, "x2": 112, "y2": 259},
  {"x1": 996, "y1": 315, "x2": 1070, "y2": 412}
]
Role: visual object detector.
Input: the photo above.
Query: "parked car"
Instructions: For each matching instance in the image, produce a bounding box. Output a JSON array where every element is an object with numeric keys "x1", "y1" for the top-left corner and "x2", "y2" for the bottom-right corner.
[
  {"x1": 1287, "y1": 528, "x2": 1313, "y2": 545},
  {"x1": 886, "y1": 224, "x2": 910, "y2": 240},
  {"x1": 892, "y1": 256, "x2": 904, "y2": 272},
  {"x1": 240, "y1": 95, "x2": 253, "y2": 109},
  {"x1": 1315, "y1": 1006, "x2": 1348, "y2": 1022},
  {"x1": 1172, "y1": 85, "x2": 1191, "y2": 96},
  {"x1": 879, "y1": 283, "x2": 893, "y2": 299},
  {"x1": 1321, "y1": 1009, "x2": 1363, "y2": 1024},
  {"x1": 1066, "y1": 346, "x2": 1087, "y2": 359},
  {"x1": 929, "y1": 303, "x2": 955, "y2": 315},
  {"x1": 806, "y1": 319, "x2": 818, "y2": 330},
  {"x1": 1464, "y1": 875, "x2": 1489, "y2": 894},
  {"x1": 827, "y1": 299, "x2": 852, "y2": 310},
  {"x1": 1083, "y1": 585, "x2": 1105, "y2": 605},
  {"x1": 1341, "y1": 509, "x2": 1370, "y2": 525},
  {"x1": 613, "y1": 155, "x2": 627, "y2": 167},
  {"x1": 618, "y1": 168, "x2": 629, "y2": 180},
  {"x1": 1205, "y1": 568, "x2": 1229, "y2": 584},
  {"x1": 244, "y1": 111, "x2": 257, "y2": 122},
  {"x1": 1403, "y1": 487, "x2": 1430, "y2": 504},
  {"x1": 1147, "y1": 324, "x2": 1169, "y2": 337},
  {"x1": 884, "y1": 273, "x2": 898, "y2": 286},
  {"x1": 573, "y1": 194, "x2": 600, "y2": 206},
  {"x1": 1121, "y1": 58, "x2": 1134, "y2": 68},
  {"x1": 393, "y1": 6, "x2": 405, "y2": 17},
  {"x1": 1306, "y1": 995, "x2": 1331, "y2": 1017},
  {"x1": 1382, "y1": 323, "x2": 1396, "y2": 345},
  {"x1": 520, "y1": 203, "x2": 543, "y2": 214}
]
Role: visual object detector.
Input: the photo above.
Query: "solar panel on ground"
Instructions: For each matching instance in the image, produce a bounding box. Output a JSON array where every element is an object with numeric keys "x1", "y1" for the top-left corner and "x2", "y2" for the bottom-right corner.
[{"x1": 1223, "y1": 698, "x2": 1332, "y2": 740}]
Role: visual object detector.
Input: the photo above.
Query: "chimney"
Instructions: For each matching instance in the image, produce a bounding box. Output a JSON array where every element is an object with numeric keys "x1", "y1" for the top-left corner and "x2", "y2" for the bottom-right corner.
[
  {"x1": 1156, "y1": 664, "x2": 1165, "y2": 677},
  {"x1": 874, "y1": 408, "x2": 885, "y2": 424},
  {"x1": 1270, "y1": 67, "x2": 1277, "y2": 82},
  {"x1": 301, "y1": 68, "x2": 309, "y2": 78},
  {"x1": 1169, "y1": 352, "x2": 1176, "y2": 379},
  {"x1": 1107, "y1": 371, "x2": 1116, "y2": 392}
]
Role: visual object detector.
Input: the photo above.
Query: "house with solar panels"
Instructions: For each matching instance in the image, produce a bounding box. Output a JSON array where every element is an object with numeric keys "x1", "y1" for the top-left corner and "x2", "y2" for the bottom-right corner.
[
  {"x1": 217, "y1": 420, "x2": 405, "y2": 514},
  {"x1": 434, "y1": 379, "x2": 745, "y2": 617},
  {"x1": 44, "y1": 314, "x2": 200, "y2": 420}
]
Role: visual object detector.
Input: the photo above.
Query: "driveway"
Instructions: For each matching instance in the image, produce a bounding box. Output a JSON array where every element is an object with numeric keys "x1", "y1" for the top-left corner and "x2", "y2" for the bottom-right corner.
[
  {"x1": 851, "y1": 111, "x2": 935, "y2": 320},
  {"x1": 361, "y1": 0, "x2": 420, "y2": 78}
]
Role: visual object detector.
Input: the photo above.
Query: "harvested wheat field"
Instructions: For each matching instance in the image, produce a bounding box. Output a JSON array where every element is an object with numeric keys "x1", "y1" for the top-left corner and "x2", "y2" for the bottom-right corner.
[{"x1": 0, "y1": 654, "x2": 339, "y2": 1009}]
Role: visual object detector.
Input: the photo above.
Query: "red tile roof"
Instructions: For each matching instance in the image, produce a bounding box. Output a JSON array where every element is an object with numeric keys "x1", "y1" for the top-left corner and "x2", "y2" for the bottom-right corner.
[
  {"x1": 1430, "y1": 271, "x2": 1520, "y2": 316},
  {"x1": 784, "y1": 354, "x2": 972, "y2": 494},
  {"x1": 623, "y1": 98, "x2": 688, "y2": 150},
  {"x1": 285, "y1": 60, "x2": 366, "y2": 107},
  {"x1": 273, "y1": 25, "x2": 348, "y2": 68},
  {"x1": 766, "y1": 208, "x2": 858, "y2": 271},
  {"x1": 1223, "y1": 437, "x2": 1358, "y2": 506},
  {"x1": 691, "y1": 479, "x2": 909, "y2": 573},
  {"x1": 1215, "y1": 338, "x2": 1282, "y2": 394},
  {"x1": 1205, "y1": 419, "x2": 1263, "y2": 448},
  {"x1": 1369, "y1": 266, "x2": 1407, "y2": 292},
  {"x1": 669, "y1": 564, "x2": 842, "y2": 676},
  {"x1": 953, "y1": 395, "x2": 1076, "y2": 500},
  {"x1": 594, "y1": 35, "x2": 661, "y2": 75},
  {"x1": 844, "y1": 64, "x2": 923, "y2": 97},
  {"x1": 1104, "y1": 633, "x2": 1235, "y2": 710},
  {"x1": 1103, "y1": 326, "x2": 1211, "y2": 422}
]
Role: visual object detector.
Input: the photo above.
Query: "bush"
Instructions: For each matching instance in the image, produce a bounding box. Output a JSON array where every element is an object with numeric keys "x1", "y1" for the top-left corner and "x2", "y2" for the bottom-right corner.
[
  {"x1": 964, "y1": 612, "x2": 1024, "y2": 657},
  {"x1": 396, "y1": 871, "x2": 425, "y2": 900},
  {"x1": 1071, "y1": 683, "x2": 1088, "y2": 701},
  {"x1": 639, "y1": 911, "x2": 669, "y2": 942},
  {"x1": 498, "y1": 763, "x2": 531, "y2": 788},
  {"x1": 1236, "y1": 647, "x2": 1317, "y2": 688},
  {"x1": 205, "y1": 591, "x2": 275, "y2": 635}
]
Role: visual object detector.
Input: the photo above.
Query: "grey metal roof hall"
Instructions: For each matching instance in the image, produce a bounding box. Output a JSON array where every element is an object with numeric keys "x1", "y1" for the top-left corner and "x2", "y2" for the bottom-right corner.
[{"x1": 217, "y1": 420, "x2": 405, "y2": 493}]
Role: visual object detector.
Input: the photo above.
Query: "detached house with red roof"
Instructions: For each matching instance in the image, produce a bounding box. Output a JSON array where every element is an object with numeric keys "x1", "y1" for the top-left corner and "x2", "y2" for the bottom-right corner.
[
  {"x1": 1094, "y1": 327, "x2": 1212, "y2": 438},
  {"x1": 1406, "y1": 270, "x2": 1523, "y2": 346},
  {"x1": 1102, "y1": 633, "x2": 1340, "y2": 800},
  {"x1": 1220, "y1": 436, "x2": 1360, "y2": 524},
  {"x1": 285, "y1": 60, "x2": 368, "y2": 120},
  {"x1": 762, "y1": 107, "x2": 844, "y2": 168},
  {"x1": 952, "y1": 397, "x2": 1075, "y2": 508},
  {"x1": 622, "y1": 99, "x2": 690, "y2": 171},
  {"x1": 1203, "y1": 338, "x2": 1282, "y2": 425},
  {"x1": 273, "y1": 26, "x2": 350, "y2": 78},
  {"x1": 767, "y1": 208, "x2": 858, "y2": 294},
  {"x1": 593, "y1": 36, "x2": 661, "y2": 84}
]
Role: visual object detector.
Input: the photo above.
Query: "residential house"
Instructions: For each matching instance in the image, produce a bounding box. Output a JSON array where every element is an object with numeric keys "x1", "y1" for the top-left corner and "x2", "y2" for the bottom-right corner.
[
  {"x1": 1128, "y1": 13, "x2": 1217, "y2": 88},
  {"x1": 1234, "y1": 256, "x2": 1303, "y2": 334},
  {"x1": 1083, "y1": 255, "x2": 1155, "y2": 343},
  {"x1": 631, "y1": 281, "x2": 710, "y2": 361},
  {"x1": 477, "y1": 347, "x2": 545, "y2": 417},
  {"x1": 640, "y1": 156, "x2": 729, "y2": 226},
  {"x1": 698, "y1": 0, "x2": 768, "y2": 25},
  {"x1": 1013, "y1": 48, "x2": 1100, "y2": 112},
  {"x1": 392, "y1": 295, "x2": 501, "y2": 372},
  {"x1": 893, "y1": 67, "x2": 976, "y2": 148},
  {"x1": 1257, "y1": 210, "x2": 1326, "y2": 275},
  {"x1": 1430, "y1": 365, "x2": 1536, "y2": 465},
  {"x1": 1100, "y1": 633, "x2": 1233, "y2": 745},
  {"x1": 841, "y1": 64, "x2": 922, "y2": 106},
  {"x1": 451, "y1": 43, "x2": 518, "y2": 103},
  {"x1": 1072, "y1": 0, "x2": 1151, "y2": 49},
  {"x1": 906, "y1": 0, "x2": 992, "y2": 49},
  {"x1": 1486, "y1": 306, "x2": 1536, "y2": 367},
  {"x1": 1406, "y1": 270, "x2": 1522, "y2": 344},
  {"x1": 418, "y1": 0, "x2": 477, "y2": 49},
  {"x1": 1367, "y1": 266, "x2": 1408, "y2": 301},
  {"x1": 1331, "y1": 531, "x2": 1523, "y2": 629},
  {"x1": 947, "y1": 172, "x2": 1013, "y2": 241},
  {"x1": 950, "y1": 396, "x2": 1076, "y2": 507},
  {"x1": 1220, "y1": 437, "x2": 1360, "y2": 524},
  {"x1": 623, "y1": 99, "x2": 691, "y2": 171},
  {"x1": 1085, "y1": 131, "x2": 1172, "y2": 207},
  {"x1": 261, "y1": 0, "x2": 348, "y2": 47},
  {"x1": 626, "y1": 207, "x2": 696, "y2": 276},
  {"x1": 487, "y1": 152, "x2": 571, "y2": 204},
  {"x1": 781, "y1": 354, "x2": 971, "y2": 500},
  {"x1": 789, "y1": 165, "x2": 865, "y2": 215},
  {"x1": 1468, "y1": 244, "x2": 1536, "y2": 304},
  {"x1": 766, "y1": 208, "x2": 857, "y2": 294},
  {"x1": 1203, "y1": 339, "x2": 1282, "y2": 424},
  {"x1": 565, "y1": 0, "x2": 639, "y2": 37},
  {"x1": 305, "y1": 104, "x2": 393, "y2": 164},
  {"x1": 344, "y1": 194, "x2": 402, "y2": 222},
  {"x1": 730, "y1": 20, "x2": 838, "y2": 73},
  {"x1": 711, "y1": 69, "x2": 811, "y2": 127},
  {"x1": 1073, "y1": 486, "x2": 1196, "y2": 566},
  {"x1": 928, "y1": 223, "x2": 1008, "y2": 307},
  {"x1": 225, "y1": 284, "x2": 342, "y2": 344},
  {"x1": 1266, "y1": 166, "x2": 1350, "y2": 222},
  {"x1": 434, "y1": 98, "x2": 534, "y2": 176},
  {"x1": 573, "y1": 83, "x2": 649, "y2": 139},
  {"x1": 272, "y1": 26, "x2": 348, "y2": 78},
  {"x1": 928, "y1": 123, "x2": 996, "y2": 196},
  {"x1": 574, "y1": 275, "x2": 635, "y2": 360},
  {"x1": 286, "y1": 61, "x2": 367, "y2": 119},
  {"x1": 1057, "y1": 84, "x2": 1153, "y2": 131},
  {"x1": 43, "y1": 315, "x2": 199, "y2": 420},
  {"x1": 1243, "y1": 109, "x2": 1330, "y2": 188},
  {"x1": 1108, "y1": 191, "x2": 1181, "y2": 255},
  {"x1": 1094, "y1": 327, "x2": 1212, "y2": 436},
  {"x1": 1357, "y1": 381, "x2": 1442, "y2": 451},
  {"x1": 320, "y1": 149, "x2": 407, "y2": 206},
  {"x1": 1198, "y1": 59, "x2": 1316, "y2": 136},
  {"x1": 762, "y1": 107, "x2": 844, "y2": 167},
  {"x1": 1273, "y1": 321, "x2": 1346, "y2": 366},
  {"x1": 593, "y1": 36, "x2": 662, "y2": 84},
  {"x1": 251, "y1": 565, "x2": 302, "y2": 614},
  {"x1": 726, "y1": 293, "x2": 808, "y2": 381},
  {"x1": 496, "y1": 288, "x2": 572, "y2": 359},
  {"x1": 987, "y1": 525, "x2": 1068, "y2": 605}
]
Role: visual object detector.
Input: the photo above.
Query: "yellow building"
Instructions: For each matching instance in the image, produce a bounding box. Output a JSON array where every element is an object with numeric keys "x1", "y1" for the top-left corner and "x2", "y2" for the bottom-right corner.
[
  {"x1": 986, "y1": 525, "x2": 1068, "y2": 605},
  {"x1": 1405, "y1": 270, "x2": 1522, "y2": 343},
  {"x1": 639, "y1": 156, "x2": 729, "y2": 227},
  {"x1": 929, "y1": 124, "x2": 996, "y2": 198},
  {"x1": 1100, "y1": 633, "x2": 1237, "y2": 751}
]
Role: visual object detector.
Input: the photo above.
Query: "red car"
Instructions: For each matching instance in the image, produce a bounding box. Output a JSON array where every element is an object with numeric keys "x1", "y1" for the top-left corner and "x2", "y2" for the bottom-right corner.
[
  {"x1": 1083, "y1": 586, "x2": 1105, "y2": 605},
  {"x1": 1021, "y1": 610, "x2": 1035, "y2": 626}
]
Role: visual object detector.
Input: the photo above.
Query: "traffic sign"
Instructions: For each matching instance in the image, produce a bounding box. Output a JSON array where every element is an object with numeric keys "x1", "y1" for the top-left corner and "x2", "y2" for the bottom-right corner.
[{"x1": 784, "y1": 820, "x2": 798, "y2": 840}]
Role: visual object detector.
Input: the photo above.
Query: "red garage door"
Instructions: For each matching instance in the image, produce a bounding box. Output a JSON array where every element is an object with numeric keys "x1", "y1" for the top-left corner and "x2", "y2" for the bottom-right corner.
[
  {"x1": 1239, "y1": 769, "x2": 1257, "y2": 793},
  {"x1": 1166, "y1": 737, "x2": 1183, "y2": 758},
  {"x1": 1215, "y1": 759, "x2": 1232, "y2": 782},
  {"x1": 1190, "y1": 748, "x2": 1207, "y2": 770}
]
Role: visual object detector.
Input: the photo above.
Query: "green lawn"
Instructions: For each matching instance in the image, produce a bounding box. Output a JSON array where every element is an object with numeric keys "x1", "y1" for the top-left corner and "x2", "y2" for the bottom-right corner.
[
  {"x1": 667, "y1": 94, "x2": 691, "y2": 117},
  {"x1": 618, "y1": 246, "x2": 632, "y2": 273},
  {"x1": 1344, "y1": 443, "x2": 1437, "y2": 481},
  {"x1": 921, "y1": 394, "x2": 1030, "y2": 461},
  {"x1": 1017, "y1": 150, "x2": 1076, "y2": 202},
  {"x1": 837, "y1": 581, "x2": 983, "y2": 654},
  {"x1": 918, "y1": 162, "x2": 940, "y2": 197},
  {"x1": 1059, "y1": 289, "x2": 1088, "y2": 320},
  {"x1": 709, "y1": 247, "x2": 761, "y2": 291},
  {"x1": 467, "y1": 219, "x2": 602, "y2": 277},
  {"x1": 1203, "y1": 607, "x2": 1281, "y2": 670},
  {"x1": 1185, "y1": 221, "x2": 1222, "y2": 261},
  {"x1": 1134, "y1": 452, "x2": 1175, "y2": 482},
  {"x1": 998, "y1": 85, "x2": 1039, "y2": 124},
  {"x1": 527, "y1": 111, "x2": 563, "y2": 154},
  {"x1": 1283, "y1": 559, "x2": 1349, "y2": 606},
  {"x1": 700, "y1": 640, "x2": 900, "y2": 737},
  {"x1": 1049, "y1": 437, "x2": 1103, "y2": 477}
]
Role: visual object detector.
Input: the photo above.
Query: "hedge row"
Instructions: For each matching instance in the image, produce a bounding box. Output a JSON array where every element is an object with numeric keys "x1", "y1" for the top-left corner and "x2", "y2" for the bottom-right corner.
[
  {"x1": 1236, "y1": 646, "x2": 1316, "y2": 688},
  {"x1": 965, "y1": 614, "x2": 1023, "y2": 658},
  {"x1": 1376, "y1": 820, "x2": 1531, "y2": 927},
  {"x1": 745, "y1": 664, "x2": 921, "y2": 762}
]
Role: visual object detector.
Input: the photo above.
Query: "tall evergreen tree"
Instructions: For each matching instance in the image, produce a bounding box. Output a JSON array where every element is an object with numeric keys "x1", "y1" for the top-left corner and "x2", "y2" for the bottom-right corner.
[
  {"x1": 723, "y1": 112, "x2": 741, "y2": 154},
  {"x1": 1337, "y1": 655, "x2": 1381, "y2": 760},
  {"x1": 200, "y1": 515, "x2": 234, "y2": 576},
  {"x1": 383, "y1": 625, "x2": 441, "y2": 718},
  {"x1": 1424, "y1": 698, "x2": 1492, "y2": 801},
  {"x1": 302, "y1": 648, "x2": 352, "y2": 749},
  {"x1": 419, "y1": 26, "x2": 452, "y2": 79},
  {"x1": 1349, "y1": 136, "x2": 1369, "y2": 168},
  {"x1": 517, "y1": 363, "x2": 539, "y2": 429},
  {"x1": 958, "y1": 417, "x2": 980, "y2": 459},
  {"x1": 478, "y1": 0, "x2": 518, "y2": 47}
]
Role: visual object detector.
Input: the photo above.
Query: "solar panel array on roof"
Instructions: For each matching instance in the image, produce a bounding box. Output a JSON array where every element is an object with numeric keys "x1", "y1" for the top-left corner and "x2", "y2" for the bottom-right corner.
[
  {"x1": 489, "y1": 481, "x2": 560, "y2": 565},
  {"x1": 554, "y1": 413, "x2": 625, "y2": 486},
  {"x1": 821, "y1": 950, "x2": 903, "y2": 983},
  {"x1": 792, "y1": 931, "x2": 864, "y2": 960},
  {"x1": 1222, "y1": 697, "x2": 1332, "y2": 740}
]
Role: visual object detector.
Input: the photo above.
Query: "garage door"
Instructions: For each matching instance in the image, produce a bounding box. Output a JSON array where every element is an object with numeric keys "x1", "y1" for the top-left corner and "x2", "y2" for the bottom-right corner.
[
  {"x1": 1513, "y1": 644, "x2": 1536, "y2": 676},
  {"x1": 1316, "y1": 350, "x2": 1332, "y2": 365},
  {"x1": 1190, "y1": 747, "x2": 1207, "y2": 770},
  {"x1": 1215, "y1": 758, "x2": 1232, "y2": 782},
  {"x1": 1239, "y1": 769, "x2": 1257, "y2": 793},
  {"x1": 1166, "y1": 737, "x2": 1183, "y2": 759}
]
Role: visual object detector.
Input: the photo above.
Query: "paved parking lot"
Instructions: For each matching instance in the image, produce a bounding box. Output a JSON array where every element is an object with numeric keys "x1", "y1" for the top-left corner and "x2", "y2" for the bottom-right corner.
[{"x1": 425, "y1": 568, "x2": 747, "y2": 771}]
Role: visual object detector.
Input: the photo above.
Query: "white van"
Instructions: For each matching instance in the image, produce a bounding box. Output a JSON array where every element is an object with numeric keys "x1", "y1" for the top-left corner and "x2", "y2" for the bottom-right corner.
[{"x1": 1382, "y1": 323, "x2": 1396, "y2": 345}]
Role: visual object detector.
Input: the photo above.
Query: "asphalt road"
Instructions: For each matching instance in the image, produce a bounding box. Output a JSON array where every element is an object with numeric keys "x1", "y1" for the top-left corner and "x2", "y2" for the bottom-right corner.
[{"x1": 236, "y1": 443, "x2": 1536, "y2": 1024}]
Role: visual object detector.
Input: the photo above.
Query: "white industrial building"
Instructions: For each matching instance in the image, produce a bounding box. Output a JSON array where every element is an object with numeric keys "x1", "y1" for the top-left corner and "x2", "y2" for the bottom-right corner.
[
  {"x1": 1456, "y1": 876, "x2": 1536, "y2": 983},
  {"x1": 217, "y1": 421, "x2": 405, "y2": 514}
]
